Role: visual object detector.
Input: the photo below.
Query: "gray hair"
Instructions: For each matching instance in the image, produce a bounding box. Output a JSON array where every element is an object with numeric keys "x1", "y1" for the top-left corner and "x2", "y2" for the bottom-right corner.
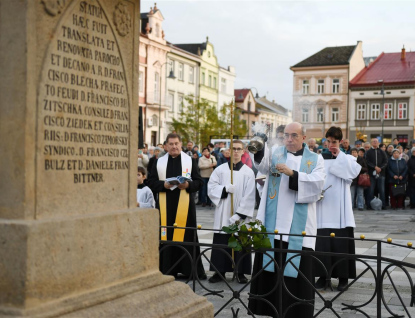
[
  {"x1": 363, "y1": 142, "x2": 370, "y2": 147},
  {"x1": 411, "y1": 147, "x2": 415, "y2": 153}
]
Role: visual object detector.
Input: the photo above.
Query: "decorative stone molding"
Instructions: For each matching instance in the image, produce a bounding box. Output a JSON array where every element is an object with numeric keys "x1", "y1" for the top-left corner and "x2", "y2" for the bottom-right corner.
[
  {"x1": 41, "y1": 0, "x2": 67, "y2": 16},
  {"x1": 114, "y1": 2, "x2": 131, "y2": 36}
]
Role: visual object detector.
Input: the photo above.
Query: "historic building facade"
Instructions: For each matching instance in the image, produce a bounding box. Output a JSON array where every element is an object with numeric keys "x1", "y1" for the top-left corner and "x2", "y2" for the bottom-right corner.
[
  {"x1": 140, "y1": 6, "x2": 171, "y2": 146},
  {"x1": 349, "y1": 48, "x2": 415, "y2": 145},
  {"x1": 290, "y1": 41, "x2": 365, "y2": 140},
  {"x1": 165, "y1": 45, "x2": 201, "y2": 134},
  {"x1": 234, "y1": 89, "x2": 259, "y2": 136},
  {"x1": 218, "y1": 66, "x2": 236, "y2": 110}
]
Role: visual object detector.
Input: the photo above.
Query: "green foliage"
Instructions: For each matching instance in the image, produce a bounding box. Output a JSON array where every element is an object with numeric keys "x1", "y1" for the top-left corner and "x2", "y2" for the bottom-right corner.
[
  {"x1": 222, "y1": 219, "x2": 271, "y2": 252},
  {"x1": 171, "y1": 96, "x2": 248, "y2": 147}
]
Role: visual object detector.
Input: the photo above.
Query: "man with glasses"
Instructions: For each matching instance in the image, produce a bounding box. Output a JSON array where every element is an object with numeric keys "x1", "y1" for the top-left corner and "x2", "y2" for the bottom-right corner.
[
  {"x1": 248, "y1": 122, "x2": 325, "y2": 318},
  {"x1": 207, "y1": 140, "x2": 256, "y2": 284}
]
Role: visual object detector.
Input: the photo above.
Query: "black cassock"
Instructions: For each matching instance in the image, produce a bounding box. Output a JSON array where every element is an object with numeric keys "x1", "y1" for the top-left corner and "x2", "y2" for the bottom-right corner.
[{"x1": 148, "y1": 154, "x2": 206, "y2": 278}]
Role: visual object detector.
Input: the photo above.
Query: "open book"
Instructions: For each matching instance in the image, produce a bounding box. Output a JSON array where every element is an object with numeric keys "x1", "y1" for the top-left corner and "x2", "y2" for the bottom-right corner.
[{"x1": 165, "y1": 176, "x2": 192, "y2": 185}]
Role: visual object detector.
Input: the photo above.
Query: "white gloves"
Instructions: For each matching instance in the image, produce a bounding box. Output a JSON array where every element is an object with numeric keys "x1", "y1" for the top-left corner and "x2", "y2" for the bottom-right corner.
[
  {"x1": 225, "y1": 184, "x2": 235, "y2": 193},
  {"x1": 229, "y1": 214, "x2": 241, "y2": 224}
]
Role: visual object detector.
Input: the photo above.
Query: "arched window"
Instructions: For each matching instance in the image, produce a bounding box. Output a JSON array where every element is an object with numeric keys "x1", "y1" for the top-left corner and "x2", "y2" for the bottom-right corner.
[{"x1": 152, "y1": 114, "x2": 158, "y2": 127}]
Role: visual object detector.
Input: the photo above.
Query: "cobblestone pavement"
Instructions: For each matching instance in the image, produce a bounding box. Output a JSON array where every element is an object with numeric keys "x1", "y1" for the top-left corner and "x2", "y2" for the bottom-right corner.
[{"x1": 175, "y1": 205, "x2": 415, "y2": 317}]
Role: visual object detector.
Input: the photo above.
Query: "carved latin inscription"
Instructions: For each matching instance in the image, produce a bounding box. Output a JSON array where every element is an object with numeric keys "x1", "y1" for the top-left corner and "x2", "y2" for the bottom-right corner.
[{"x1": 37, "y1": 0, "x2": 131, "y2": 216}]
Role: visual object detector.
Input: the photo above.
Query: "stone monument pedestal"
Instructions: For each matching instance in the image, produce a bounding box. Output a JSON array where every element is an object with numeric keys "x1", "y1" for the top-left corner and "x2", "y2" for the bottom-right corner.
[{"x1": 0, "y1": 0, "x2": 213, "y2": 316}]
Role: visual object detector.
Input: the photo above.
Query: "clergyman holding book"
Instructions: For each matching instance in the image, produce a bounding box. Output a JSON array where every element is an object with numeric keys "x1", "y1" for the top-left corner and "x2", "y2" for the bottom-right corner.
[{"x1": 147, "y1": 133, "x2": 206, "y2": 279}]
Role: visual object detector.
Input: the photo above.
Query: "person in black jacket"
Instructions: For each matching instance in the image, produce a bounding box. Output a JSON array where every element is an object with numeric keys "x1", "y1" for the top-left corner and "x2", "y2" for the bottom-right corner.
[
  {"x1": 407, "y1": 148, "x2": 415, "y2": 208},
  {"x1": 366, "y1": 138, "x2": 388, "y2": 209},
  {"x1": 388, "y1": 149, "x2": 408, "y2": 210},
  {"x1": 350, "y1": 148, "x2": 368, "y2": 210}
]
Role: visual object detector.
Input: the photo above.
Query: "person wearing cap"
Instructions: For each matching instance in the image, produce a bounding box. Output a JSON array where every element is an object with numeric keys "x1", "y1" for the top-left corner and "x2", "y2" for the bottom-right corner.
[
  {"x1": 388, "y1": 149, "x2": 408, "y2": 210},
  {"x1": 406, "y1": 147, "x2": 415, "y2": 208}
]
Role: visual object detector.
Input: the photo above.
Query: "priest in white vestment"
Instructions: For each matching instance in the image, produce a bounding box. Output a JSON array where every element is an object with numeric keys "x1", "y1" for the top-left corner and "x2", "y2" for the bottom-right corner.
[
  {"x1": 248, "y1": 122, "x2": 325, "y2": 318},
  {"x1": 315, "y1": 127, "x2": 361, "y2": 292},
  {"x1": 207, "y1": 140, "x2": 256, "y2": 284}
]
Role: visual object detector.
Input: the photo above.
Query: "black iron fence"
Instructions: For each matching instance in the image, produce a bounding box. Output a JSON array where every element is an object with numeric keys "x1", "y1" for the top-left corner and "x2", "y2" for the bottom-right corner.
[{"x1": 159, "y1": 225, "x2": 415, "y2": 318}]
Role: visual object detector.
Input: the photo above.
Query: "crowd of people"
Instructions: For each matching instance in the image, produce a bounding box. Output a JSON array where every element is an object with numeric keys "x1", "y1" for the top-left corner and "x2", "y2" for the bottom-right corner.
[
  {"x1": 307, "y1": 136, "x2": 415, "y2": 210},
  {"x1": 134, "y1": 126, "x2": 414, "y2": 317}
]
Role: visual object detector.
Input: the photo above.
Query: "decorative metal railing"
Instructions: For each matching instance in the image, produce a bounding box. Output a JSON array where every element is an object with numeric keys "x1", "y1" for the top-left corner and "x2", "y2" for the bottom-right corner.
[{"x1": 159, "y1": 225, "x2": 415, "y2": 318}]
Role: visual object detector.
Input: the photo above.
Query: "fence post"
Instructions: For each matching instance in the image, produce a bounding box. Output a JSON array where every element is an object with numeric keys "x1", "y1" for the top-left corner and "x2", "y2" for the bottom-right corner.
[
  {"x1": 376, "y1": 240, "x2": 382, "y2": 317},
  {"x1": 193, "y1": 228, "x2": 197, "y2": 292}
]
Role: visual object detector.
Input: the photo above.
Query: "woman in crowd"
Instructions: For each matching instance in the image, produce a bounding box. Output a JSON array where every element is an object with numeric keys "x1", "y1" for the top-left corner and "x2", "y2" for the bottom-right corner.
[
  {"x1": 350, "y1": 148, "x2": 368, "y2": 210},
  {"x1": 397, "y1": 145, "x2": 409, "y2": 162},
  {"x1": 406, "y1": 148, "x2": 415, "y2": 208},
  {"x1": 198, "y1": 147, "x2": 217, "y2": 207},
  {"x1": 380, "y1": 143, "x2": 387, "y2": 152},
  {"x1": 388, "y1": 149, "x2": 408, "y2": 210}
]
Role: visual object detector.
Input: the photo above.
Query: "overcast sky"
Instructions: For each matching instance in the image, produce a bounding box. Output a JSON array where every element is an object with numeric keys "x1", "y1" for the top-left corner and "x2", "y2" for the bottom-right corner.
[{"x1": 142, "y1": 0, "x2": 415, "y2": 109}]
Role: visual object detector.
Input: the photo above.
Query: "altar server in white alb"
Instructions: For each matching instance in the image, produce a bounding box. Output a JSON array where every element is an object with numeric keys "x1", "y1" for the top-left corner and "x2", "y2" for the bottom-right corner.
[
  {"x1": 207, "y1": 140, "x2": 256, "y2": 284},
  {"x1": 314, "y1": 126, "x2": 361, "y2": 292},
  {"x1": 248, "y1": 122, "x2": 326, "y2": 318}
]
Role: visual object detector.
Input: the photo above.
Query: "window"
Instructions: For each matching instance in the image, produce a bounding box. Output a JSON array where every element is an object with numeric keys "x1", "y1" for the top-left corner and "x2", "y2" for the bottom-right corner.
[
  {"x1": 202, "y1": 72, "x2": 205, "y2": 85},
  {"x1": 302, "y1": 80, "x2": 309, "y2": 95},
  {"x1": 317, "y1": 79, "x2": 325, "y2": 94},
  {"x1": 384, "y1": 103, "x2": 393, "y2": 120},
  {"x1": 332, "y1": 79, "x2": 340, "y2": 93},
  {"x1": 332, "y1": 108, "x2": 339, "y2": 122},
  {"x1": 221, "y1": 78, "x2": 226, "y2": 93},
  {"x1": 154, "y1": 72, "x2": 159, "y2": 103},
  {"x1": 371, "y1": 103, "x2": 380, "y2": 120},
  {"x1": 189, "y1": 67, "x2": 194, "y2": 83},
  {"x1": 357, "y1": 104, "x2": 366, "y2": 120},
  {"x1": 213, "y1": 77, "x2": 217, "y2": 89},
  {"x1": 248, "y1": 101, "x2": 251, "y2": 112},
  {"x1": 139, "y1": 71, "x2": 143, "y2": 93},
  {"x1": 169, "y1": 60, "x2": 174, "y2": 73},
  {"x1": 178, "y1": 63, "x2": 183, "y2": 80},
  {"x1": 398, "y1": 103, "x2": 408, "y2": 119},
  {"x1": 168, "y1": 92, "x2": 174, "y2": 112},
  {"x1": 317, "y1": 108, "x2": 323, "y2": 122},
  {"x1": 178, "y1": 95, "x2": 184, "y2": 112},
  {"x1": 152, "y1": 114, "x2": 158, "y2": 127},
  {"x1": 302, "y1": 108, "x2": 309, "y2": 122},
  {"x1": 208, "y1": 75, "x2": 212, "y2": 87}
]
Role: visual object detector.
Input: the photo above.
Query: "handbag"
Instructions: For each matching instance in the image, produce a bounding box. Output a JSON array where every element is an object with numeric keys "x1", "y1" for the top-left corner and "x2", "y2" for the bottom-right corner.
[
  {"x1": 358, "y1": 173, "x2": 371, "y2": 187},
  {"x1": 391, "y1": 183, "x2": 406, "y2": 197}
]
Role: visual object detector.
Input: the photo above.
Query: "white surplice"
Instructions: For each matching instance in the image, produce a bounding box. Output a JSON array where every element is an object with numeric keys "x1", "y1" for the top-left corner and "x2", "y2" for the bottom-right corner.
[
  {"x1": 316, "y1": 151, "x2": 361, "y2": 229},
  {"x1": 251, "y1": 145, "x2": 326, "y2": 249},
  {"x1": 208, "y1": 163, "x2": 256, "y2": 230}
]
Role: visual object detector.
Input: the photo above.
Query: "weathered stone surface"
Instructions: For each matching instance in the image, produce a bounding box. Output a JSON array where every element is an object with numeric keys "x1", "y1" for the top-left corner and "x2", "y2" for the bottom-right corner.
[{"x1": 0, "y1": 0, "x2": 213, "y2": 316}]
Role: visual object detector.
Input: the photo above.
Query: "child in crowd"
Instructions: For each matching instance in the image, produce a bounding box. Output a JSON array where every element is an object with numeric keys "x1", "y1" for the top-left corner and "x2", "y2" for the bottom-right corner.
[{"x1": 137, "y1": 166, "x2": 155, "y2": 208}]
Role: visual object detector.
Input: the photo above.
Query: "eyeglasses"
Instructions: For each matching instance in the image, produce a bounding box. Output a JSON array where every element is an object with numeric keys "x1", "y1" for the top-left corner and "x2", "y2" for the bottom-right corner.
[
  {"x1": 284, "y1": 133, "x2": 301, "y2": 140},
  {"x1": 232, "y1": 147, "x2": 243, "y2": 152}
]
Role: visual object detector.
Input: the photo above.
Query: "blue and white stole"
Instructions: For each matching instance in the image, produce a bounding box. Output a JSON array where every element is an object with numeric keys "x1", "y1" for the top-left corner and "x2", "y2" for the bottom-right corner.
[{"x1": 262, "y1": 144, "x2": 318, "y2": 278}]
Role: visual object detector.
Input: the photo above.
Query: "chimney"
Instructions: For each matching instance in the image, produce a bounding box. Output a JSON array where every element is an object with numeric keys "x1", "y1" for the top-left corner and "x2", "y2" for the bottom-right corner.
[{"x1": 401, "y1": 46, "x2": 406, "y2": 60}]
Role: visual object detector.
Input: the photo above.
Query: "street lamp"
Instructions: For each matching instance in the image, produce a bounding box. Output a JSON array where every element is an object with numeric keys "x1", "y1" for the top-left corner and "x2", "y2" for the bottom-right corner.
[
  {"x1": 378, "y1": 80, "x2": 385, "y2": 143},
  {"x1": 158, "y1": 61, "x2": 175, "y2": 144}
]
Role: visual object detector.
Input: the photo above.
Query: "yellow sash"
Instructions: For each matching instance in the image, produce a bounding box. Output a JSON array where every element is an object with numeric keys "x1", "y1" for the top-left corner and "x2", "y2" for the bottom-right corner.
[
  {"x1": 159, "y1": 189, "x2": 190, "y2": 242},
  {"x1": 157, "y1": 152, "x2": 192, "y2": 242}
]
